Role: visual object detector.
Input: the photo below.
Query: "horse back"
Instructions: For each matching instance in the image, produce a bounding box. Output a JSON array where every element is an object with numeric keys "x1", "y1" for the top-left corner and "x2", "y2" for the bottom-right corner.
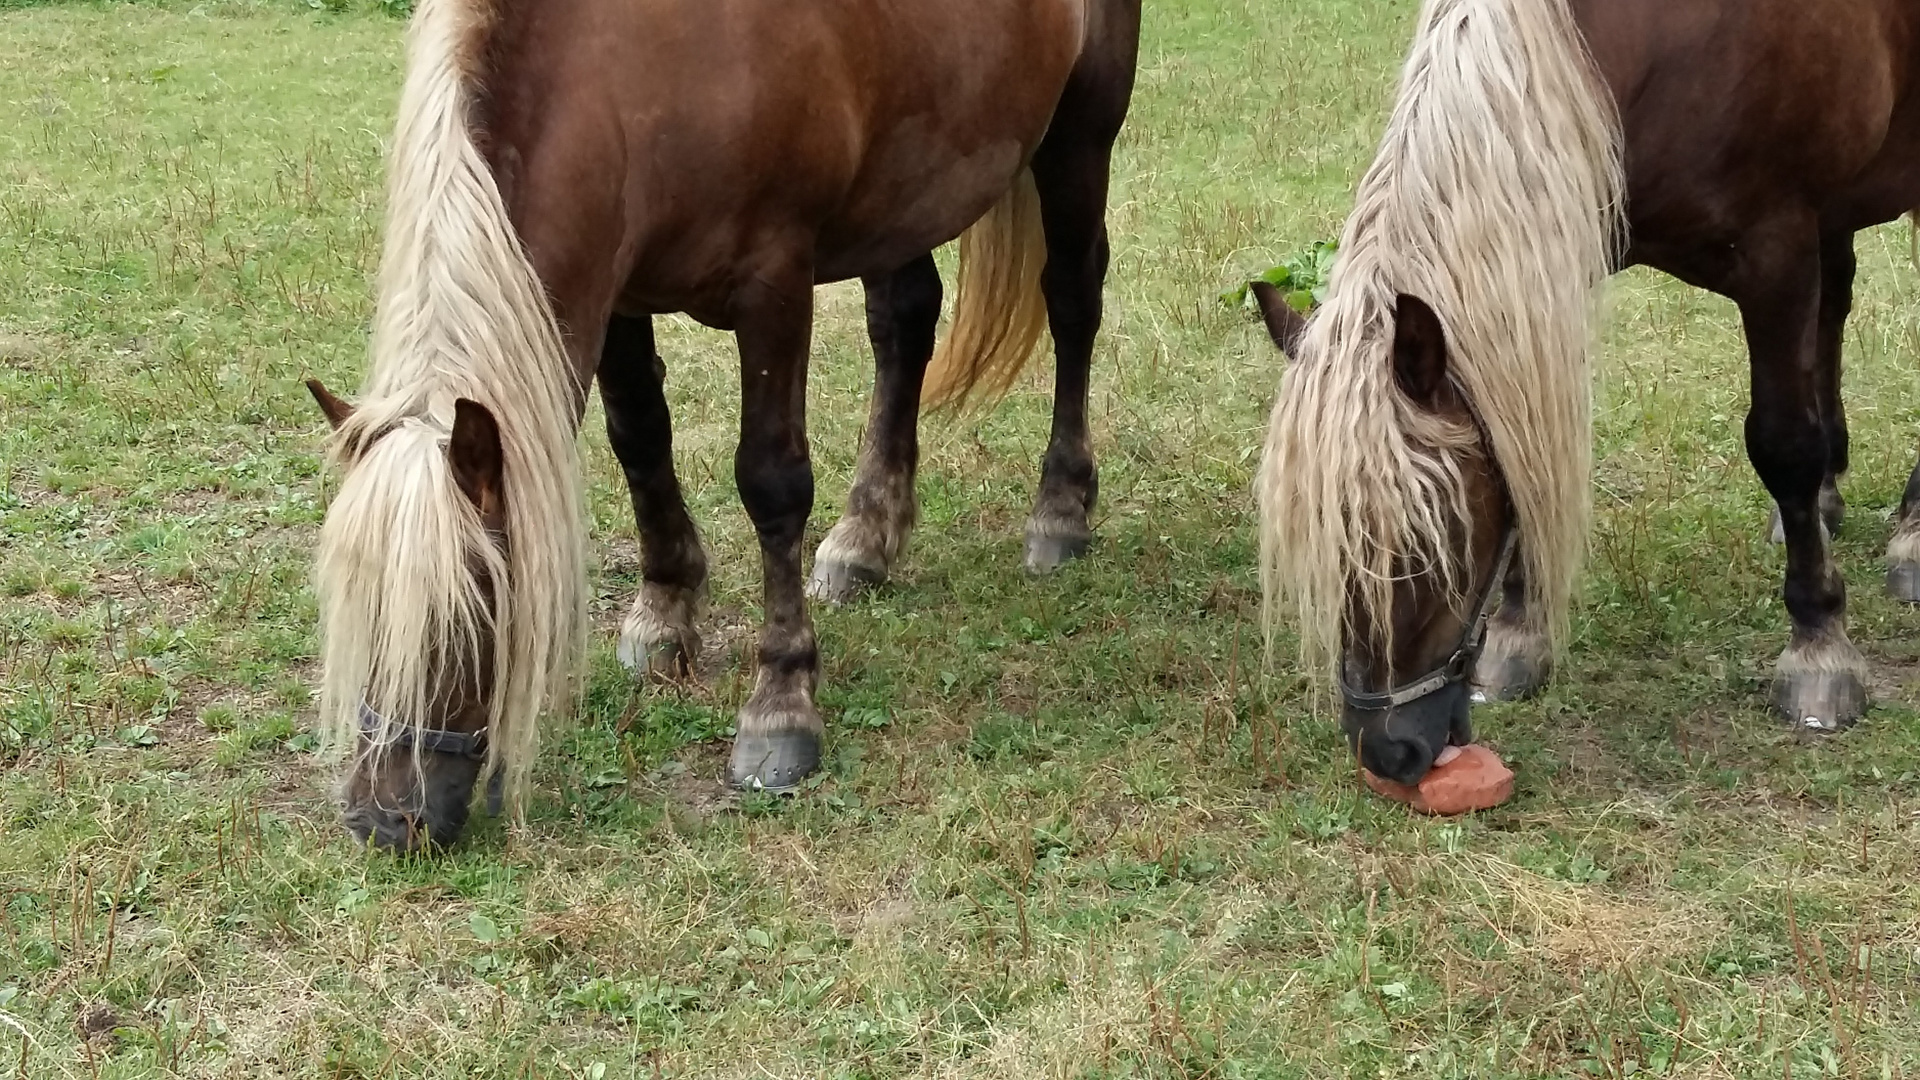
[
  {"x1": 1580, "y1": 0, "x2": 1920, "y2": 247},
  {"x1": 476, "y1": 0, "x2": 1097, "y2": 324}
]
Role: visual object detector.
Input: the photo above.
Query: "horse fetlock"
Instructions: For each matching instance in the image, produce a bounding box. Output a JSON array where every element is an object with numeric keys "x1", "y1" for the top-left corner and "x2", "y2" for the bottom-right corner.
[
  {"x1": 617, "y1": 583, "x2": 704, "y2": 681},
  {"x1": 1772, "y1": 627, "x2": 1868, "y2": 732}
]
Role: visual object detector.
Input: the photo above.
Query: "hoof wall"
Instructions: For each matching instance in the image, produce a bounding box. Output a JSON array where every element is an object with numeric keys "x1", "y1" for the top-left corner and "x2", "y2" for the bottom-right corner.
[
  {"x1": 729, "y1": 728, "x2": 822, "y2": 792},
  {"x1": 617, "y1": 635, "x2": 693, "y2": 682},
  {"x1": 1888, "y1": 562, "x2": 1920, "y2": 604},
  {"x1": 806, "y1": 559, "x2": 885, "y2": 605},
  {"x1": 1772, "y1": 672, "x2": 1866, "y2": 733},
  {"x1": 1024, "y1": 533, "x2": 1090, "y2": 575}
]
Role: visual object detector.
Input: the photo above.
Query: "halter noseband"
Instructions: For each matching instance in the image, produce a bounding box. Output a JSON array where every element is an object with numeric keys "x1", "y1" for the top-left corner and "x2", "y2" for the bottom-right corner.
[
  {"x1": 358, "y1": 702, "x2": 490, "y2": 761},
  {"x1": 1337, "y1": 378, "x2": 1519, "y2": 713}
]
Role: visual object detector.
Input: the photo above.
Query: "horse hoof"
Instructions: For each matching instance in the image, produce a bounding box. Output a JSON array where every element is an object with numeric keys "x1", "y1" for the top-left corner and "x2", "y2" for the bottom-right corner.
[
  {"x1": 728, "y1": 728, "x2": 821, "y2": 792},
  {"x1": 1888, "y1": 561, "x2": 1920, "y2": 604},
  {"x1": 806, "y1": 558, "x2": 885, "y2": 605},
  {"x1": 1469, "y1": 654, "x2": 1548, "y2": 704},
  {"x1": 1024, "y1": 532, "x2": 1090, "y2": 575},
  {"x1": 1772, "y1": 671, "x2": 1866, "y2": 733},
  {"x1": 617, "y1": 633, "x2": 693, "y2": 682}
]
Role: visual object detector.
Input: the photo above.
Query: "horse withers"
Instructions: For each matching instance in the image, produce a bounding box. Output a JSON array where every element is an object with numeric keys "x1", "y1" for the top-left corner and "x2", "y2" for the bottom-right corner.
[
  {"x1": 307, "y1": 0, "x2": 1141, "y2": 850},
  {"x1": 1256, "y1": 0, "x2": 1920, "y2": 786}
]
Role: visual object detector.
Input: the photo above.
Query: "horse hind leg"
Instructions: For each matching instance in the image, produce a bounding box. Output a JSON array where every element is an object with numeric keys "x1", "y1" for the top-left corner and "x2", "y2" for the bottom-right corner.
[
  {"x1": 1470, "y1": 550, "x2": 1553, "y2": 703},
  {"x1": 1735, "y1": 213, "x2": 1866, "y2": 731},
  {"x1": 730, "y1": 267, "x2": 825, "y2": 790},
  {"x1": 1022, "y1": 66, "x2": 1133, "y2": 573},
  {"x1": 808, "y1": 253, "x2": 941, "y2": 604},
  {"x1": 599, "y1": 315, "x2": 709, "y2": 681}
]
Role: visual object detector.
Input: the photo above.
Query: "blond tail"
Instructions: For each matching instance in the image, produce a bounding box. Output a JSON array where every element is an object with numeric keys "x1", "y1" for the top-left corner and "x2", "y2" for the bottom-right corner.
[{"x1": 920, "y1": 168, "x2": 1050, "y2": 411}]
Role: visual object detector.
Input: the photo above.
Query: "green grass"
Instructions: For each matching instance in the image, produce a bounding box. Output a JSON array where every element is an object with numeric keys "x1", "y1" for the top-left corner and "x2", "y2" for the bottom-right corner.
[{"x1": 4, "y1": 1, "x2": 1920, "y2": 1077}]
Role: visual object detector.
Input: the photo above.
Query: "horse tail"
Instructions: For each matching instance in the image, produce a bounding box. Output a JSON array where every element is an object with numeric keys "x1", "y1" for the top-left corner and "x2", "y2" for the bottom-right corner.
[
  {"x1": 319, "y1": 0, "x2": 587, "y2": 818},
  {"x1": 920, "y1": 167, "x2": 1051, "y2": 411}
]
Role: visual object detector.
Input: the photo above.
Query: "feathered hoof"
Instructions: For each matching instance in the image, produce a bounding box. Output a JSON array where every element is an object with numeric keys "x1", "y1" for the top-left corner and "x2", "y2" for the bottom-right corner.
[
  {"x1": 1888, "y1": 561, "x2": 1920, "y2": 604},
  {"x1": 1469, "y1": 653, "x2": 1549, "y2": 704},
  {"x1": 1024, "y1": 530, "x2": 1090, "y2": 575},
  {"x1": 1772, "y1": 671, "x2": 1866, "y2": 733},
  {"x1": 617, "y1": 628, "x2": 694, "y2": 682},
  {"x1": 729, "y1": 728, "x2": 822, "y2": 792},
  {"x1": 806, "y1": 557, "x2": 886, "y2": 605}
]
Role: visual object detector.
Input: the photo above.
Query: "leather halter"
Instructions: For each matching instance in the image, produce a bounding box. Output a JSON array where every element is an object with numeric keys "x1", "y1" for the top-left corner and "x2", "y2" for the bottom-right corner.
[
  {"x1": 358, "y1": 702, "x2": 489, "y2": 761},
  {"x1": 1336, "y1": 378, "x2": 1519, "y2": 713}
]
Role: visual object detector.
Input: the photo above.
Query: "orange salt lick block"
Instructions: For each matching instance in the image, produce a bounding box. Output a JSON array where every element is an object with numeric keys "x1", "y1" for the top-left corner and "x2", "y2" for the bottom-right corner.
[{"x1": 1362, "y1": 744, "x2": 1515, "y2": 815}]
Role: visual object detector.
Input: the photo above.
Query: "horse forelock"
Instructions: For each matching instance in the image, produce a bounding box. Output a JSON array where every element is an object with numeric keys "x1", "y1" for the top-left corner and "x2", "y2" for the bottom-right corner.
[
  {"x1": 313, "y1": 0, "x2": 586, "y2": 817},
  {"x1": 1258, "y1": 0, "x2": 1623, "y2": 683}
]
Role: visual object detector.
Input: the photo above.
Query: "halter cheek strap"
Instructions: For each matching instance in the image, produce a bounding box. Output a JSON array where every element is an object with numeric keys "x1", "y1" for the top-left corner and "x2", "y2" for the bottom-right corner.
[
  {"x1": 358, "y1": 702, "x2": 490, "y2": 761},
  {"x1": 1337, "y1": 524, "x2": 1518, "y2": 712}
]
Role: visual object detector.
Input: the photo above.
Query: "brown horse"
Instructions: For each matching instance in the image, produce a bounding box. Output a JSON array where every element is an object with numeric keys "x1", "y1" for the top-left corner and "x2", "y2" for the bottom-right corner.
[
  {"x1": 307, "y1": 0, "x2": 1141, "y2": 850},
  {"x1": 1256, "y1": 0, "x2": 1920, "y2": 786}
]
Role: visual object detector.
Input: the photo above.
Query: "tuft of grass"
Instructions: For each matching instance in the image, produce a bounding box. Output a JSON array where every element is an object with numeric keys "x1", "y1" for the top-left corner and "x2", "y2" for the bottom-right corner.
[{"x1": 2, "y1": 0, "x2": 1918, "y2": 1077}]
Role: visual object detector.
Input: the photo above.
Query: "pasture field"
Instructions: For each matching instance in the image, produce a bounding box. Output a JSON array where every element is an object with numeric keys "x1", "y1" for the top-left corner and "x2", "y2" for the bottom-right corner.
[{"x1": 3, "y1": 0, "x2": 1920, "y2": 1076}]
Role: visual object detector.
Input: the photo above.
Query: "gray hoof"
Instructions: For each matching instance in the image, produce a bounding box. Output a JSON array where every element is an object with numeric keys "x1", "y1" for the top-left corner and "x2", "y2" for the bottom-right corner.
[
  {"x1": 617, "y1": 634, "x2": 693, "y2": 682},
  {"x1": 806, "y1": 558, "x2": 885, "y2": 605},
  {"x1": 1888, "y1": 561, "x2": 1920, "y2": 604},
  {"x1": 729, "y1": 728, "x2": 821, "y2": 791},
  {"x1": 1470, "y1": 654, "x2": 1549, "y2": 704},
  {"x1": 1772, "y1": 671, "x2": 1866, "y2": 733},
  {"x1": 1024, "y1": 532, "x2": 1090, "y2": 575}
]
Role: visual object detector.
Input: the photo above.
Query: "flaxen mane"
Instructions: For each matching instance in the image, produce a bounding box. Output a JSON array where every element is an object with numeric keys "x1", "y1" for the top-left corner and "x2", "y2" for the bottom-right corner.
[
  {"x1": 1257, "y1": 0, "x2": 1623, "y2": 679},
  {"x1": 315, "y1": 0, "x2": 586, "y2": 815}
]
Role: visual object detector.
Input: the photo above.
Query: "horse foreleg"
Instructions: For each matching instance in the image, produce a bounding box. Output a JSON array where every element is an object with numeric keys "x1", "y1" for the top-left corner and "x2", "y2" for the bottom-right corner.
[
  {"x1": 1024, "y1": 130, "x2": 1116, "y2": 573},
  {"x1": 808, "y1": 253, "x2": 941, "y2": 604},
  {"x1": 730, "y1": 270, "x2": 825, "y2": 790},
  {"x1": 600, "y1": 314, "x2": 710, "y2": 681},
  {"x1": 1735, "y1": 213, "x2": 1867, "y2": 731}
]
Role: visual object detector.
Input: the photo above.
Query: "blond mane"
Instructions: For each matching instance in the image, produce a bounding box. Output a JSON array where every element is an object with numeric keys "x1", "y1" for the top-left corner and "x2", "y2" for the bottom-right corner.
[
  {"x1": 315, "y1": 0, "x2": 586, "y2": 816},
  {"x1": 1257, "y1": 0, "x2": 1623, "y2": 680}
]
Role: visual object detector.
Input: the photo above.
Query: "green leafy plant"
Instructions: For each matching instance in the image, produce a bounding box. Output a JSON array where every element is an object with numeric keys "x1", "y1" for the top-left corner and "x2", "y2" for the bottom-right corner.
[{"x1": 1222, "y1": 239, "x2": 1338, "y2": 313}]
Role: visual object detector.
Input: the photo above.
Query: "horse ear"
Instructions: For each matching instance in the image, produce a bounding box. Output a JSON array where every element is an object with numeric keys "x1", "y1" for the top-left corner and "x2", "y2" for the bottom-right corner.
[
  {"x1": 1250, "y1": 282, "x2": 1309, "y2": 359},
  {"x1": 1390, "y1": 294, "x2": 1449, "y2": 407},
  {"x1": 306, "y1": 379, "x2": 355, "y2": 430},
  {"x1": 448, "y1": 398, "x2": 505, "y2": 517}
]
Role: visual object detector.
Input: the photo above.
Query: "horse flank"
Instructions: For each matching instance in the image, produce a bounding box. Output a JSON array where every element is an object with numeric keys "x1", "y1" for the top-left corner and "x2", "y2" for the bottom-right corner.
[
  {"x1": 315, "y1": 0, "x2": 586, "y2": 816},
  {"x1": 1256, "y1": 0, "x2": 1623, "y2": 680}
]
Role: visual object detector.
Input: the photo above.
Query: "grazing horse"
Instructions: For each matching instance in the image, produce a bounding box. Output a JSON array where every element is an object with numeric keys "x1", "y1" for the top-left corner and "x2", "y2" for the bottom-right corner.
[
  {"x1": 1255, "y1": 0, "x2": 1920, "y2": 786},
  {"x1": 307, "y1": 0, "x2": 1141, "y2": 850}
]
